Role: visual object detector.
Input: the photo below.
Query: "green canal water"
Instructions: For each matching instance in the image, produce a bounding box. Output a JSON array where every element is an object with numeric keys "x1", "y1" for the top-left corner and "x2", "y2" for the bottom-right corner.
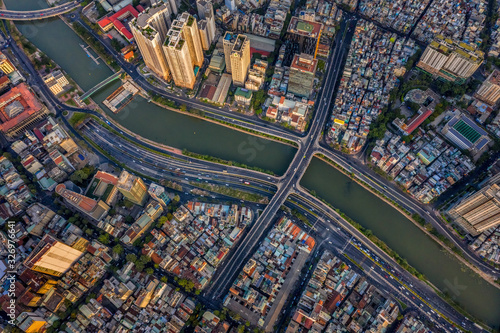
[
  {"x1": 6, "y1": 0, "x2": 296, "y2": 175},
  {"x1": 6, "y1": 0, "x2": 500, "y2": 327},
  {"x1": 301, "y1": 158, "x2": 500, "y2": 327}
]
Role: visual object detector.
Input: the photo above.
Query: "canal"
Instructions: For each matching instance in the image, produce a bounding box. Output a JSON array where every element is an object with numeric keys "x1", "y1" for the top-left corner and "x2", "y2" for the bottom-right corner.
[
  {"x1": 5, "y1": 0, "x2": 296, "y2": 175},
  {"x1": 5, "y1": 0, "x2": 500, "y2": 328},
  {"x1": 301, "y1": 157, "x2": 500, "y2": 328}
]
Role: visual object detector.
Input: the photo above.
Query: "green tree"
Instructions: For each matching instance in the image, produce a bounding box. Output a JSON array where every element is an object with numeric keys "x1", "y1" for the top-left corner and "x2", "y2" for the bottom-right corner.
[
  {"x1": 156, "y1": 216, "x2": 168, "y2": 228},
  {"x1": 145, "y1": 267, "x2": 154, "y2": 275},
  {"x1": 135, "y1": 261, "x2": 145, "y2": 272},
  {"x1": 98, "y1": 233, "x2": 110, "y2": 245},
  {"x1": 139, "y1": 255, "x2": 151, "y2": 264},
  {"x1": 113, "y1": 244, "x2": 124, "y2": 255},
  {"x1": 123, "y1": 199, "x2": 134, "y2": 209},
  {"x1": 70, "y1": 169, "x2": 91, "y2": 185},
  {"x1": 85, "y1": 228, "x2": 93, "y2": 236},
  {"x1": 126, "y1": 253, "x2": 137, "y2": 263}
]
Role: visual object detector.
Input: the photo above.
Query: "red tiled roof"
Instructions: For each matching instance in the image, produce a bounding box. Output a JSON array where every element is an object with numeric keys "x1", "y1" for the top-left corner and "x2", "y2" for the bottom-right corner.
[
  {"x1": 98, "y1": 17, "x2": 112, "y2": 29},
  {"x1": 33, "y1": 128, "x2": 44, "y2": 141},
  {"x1": 404, "y1": 109, "x2": 433, "y2": 134},
  {"x1": 97, "y1": 5, "x2": 142, "y2": 41},
  {"x1": 124, "y1": 50, "x2": 134, "y2": 61},
  {"x1": 0, "y1": 83, "x2": 44, "y2": 133},
  {"x1": 0, "y1": 75, "x2": 10, "y2": 86},
  {"x1": 95, "y1": 171, "x2": 118, "y2": 185},
  {"x1": 151, "y1": 252, "x2": 163, "y2": 264}
]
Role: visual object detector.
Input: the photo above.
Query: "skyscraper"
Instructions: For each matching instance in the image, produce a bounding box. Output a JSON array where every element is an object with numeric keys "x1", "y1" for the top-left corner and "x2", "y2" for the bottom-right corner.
[
  {"x1": 130, "y1": 3, "x2": 172, "y2": 81},
  {"x1": 117, "y1": 170, "x2": 148, "y2": 206},
  {"x1": 448, "y1": 183, "x2": 500, "y2": 235},
  {"x1": 225, "y1": 0, "x2": 236, "y2": 11},
  {"x1": 164, "y1": 26, "x2": 197, "y2": 89},
  {"x1": 288, "y1": 53, "x2": 317, "y2": 98},
  {"x1": 198, "y1": 20, "x2": 210, "y2": 50},
  {"x1": 417, "y1": 35, "x2": 484, "y2": 82},
  {"x1": 474, "y1": 69, "x2": 500, "y2": 105},
  {"x1": 196, "y1": 0, "x2": 216, "y2": 47},
  {"x1": 230, "y1": 35, "x2": 251, "y2": 86},
  {"x1": 287, "y1": 17, "x2": 323, "y2": 59},
  {"x1": 23, "y1": 235, "x2": 85, "y2": 277},
  {"x1": 223, "y1": 32, "x2": 236, "y2": 73},
  {"x1": 164, "y1": 0, "x2": 179, "y2": 15},
  {"x1": 175, "y1": 13, "x2": 204, "y2": 67},
  {"x1": 163, "y1": 13, "x2": 204, "y2": 88}
]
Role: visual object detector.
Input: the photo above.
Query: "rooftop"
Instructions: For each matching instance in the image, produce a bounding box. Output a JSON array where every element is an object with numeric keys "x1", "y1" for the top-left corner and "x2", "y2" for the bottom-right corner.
[
  {"x1": 404, "y1": 109, "x2": 433, "y2": 135},
  {"x1": 488, "y1": 70, "x2": 500, "y2": 85},
  {"x1": 0, "y1": 83, "x2": 44, "y2": 133},
  {"x1": 290, "y1": 53, "x2": 317, "y2": 73},
  {"x1": 235, "y1": 87, "x2": 252, "y2": 99},
  {"x1": 97, "y1": 5, "x2": 142, "y2": 41},
  {"x1": 117, "y1": 170, "x2": 139, "y2": 191},
  {"x1": 287, "y1": 16, "x2": 322, "y2": 38},
  {"x1": 132, "y1": 3, "x2": 170, "y2": 39}
]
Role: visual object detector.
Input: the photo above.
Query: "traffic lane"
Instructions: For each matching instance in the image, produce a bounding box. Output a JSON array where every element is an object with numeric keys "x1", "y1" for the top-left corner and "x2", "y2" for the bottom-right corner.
[
  {"x1": 205, "y1": 18, "x2": 353, "y2": 297},
  {"x1": 83, "y1": 121, "x2": 280, "y2": 181},
  {"x1": 343, "y1": 242, "x2": 475, "y2": 332},
  {"x1": 82, "y1": 125, "x2": 279, "y2": 194},
  {"x1": 336, "y1": 243, "x2": 466, "y2": 332},
  {"x1": 84, "y1": 120, "x2": 279, "y2": 184},
  {"x1": 83, "y1": 128, "x2": 277, "y2": 207},
  {"x1": 317, "y1": 147, "x2": 500, "y2": 278},
  {"x1": 292, "y1": 190, "x2": 476, "y2": 331},
  {"x1": 208, "y1": 189, "x2": 291, "y2": 298},
  {"x1": 84, "y1": 127, "x2": 278, "y2": 197}
]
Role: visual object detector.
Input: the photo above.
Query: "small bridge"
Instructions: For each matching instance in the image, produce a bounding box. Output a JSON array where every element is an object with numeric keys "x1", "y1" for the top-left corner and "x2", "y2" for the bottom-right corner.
[
  {"x1": 81, "y1": 71, "x2": 123, "y2": 100},
  {"x1": 0, "y1": 1, "x2": 79, "y2": 20}
]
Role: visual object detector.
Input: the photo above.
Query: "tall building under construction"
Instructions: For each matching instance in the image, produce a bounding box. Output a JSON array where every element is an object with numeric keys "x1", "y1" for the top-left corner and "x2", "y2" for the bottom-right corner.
[{"x1": 286, "y1": 17, "x2": 323, "y2": 58}]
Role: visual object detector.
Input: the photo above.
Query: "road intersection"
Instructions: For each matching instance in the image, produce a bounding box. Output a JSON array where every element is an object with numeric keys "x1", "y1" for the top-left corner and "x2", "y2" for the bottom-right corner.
[{"x1": 1, "y1": 14, "x2": 493, "y2": 332}]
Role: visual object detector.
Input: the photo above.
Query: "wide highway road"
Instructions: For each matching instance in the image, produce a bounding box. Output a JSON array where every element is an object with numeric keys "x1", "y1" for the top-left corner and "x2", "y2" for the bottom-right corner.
[
  {"x1": 0, "y1": 1, "x2": 79, "y2": 20},
  {"x1": 204, "y1": 16, "x2": 357, "y2": 300},
  {"x1": 3, "y1": 13, "x2": 487, "y2": 332}
]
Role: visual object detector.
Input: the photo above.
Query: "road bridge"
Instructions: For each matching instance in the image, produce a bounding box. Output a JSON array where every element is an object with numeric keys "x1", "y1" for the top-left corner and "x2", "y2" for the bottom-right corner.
[
  {"x1": 81, "y1": 71, "x2": 123, "y2": 100},
  {"x1": 2, "y1": 13, "x2": 489, "y2": 331},
  {"x1": 0, "y1": 1, "x2": 79, "y2": 20},
  {"x1": 204, "y1": 16, "x2": 355, "y2": 302}
]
